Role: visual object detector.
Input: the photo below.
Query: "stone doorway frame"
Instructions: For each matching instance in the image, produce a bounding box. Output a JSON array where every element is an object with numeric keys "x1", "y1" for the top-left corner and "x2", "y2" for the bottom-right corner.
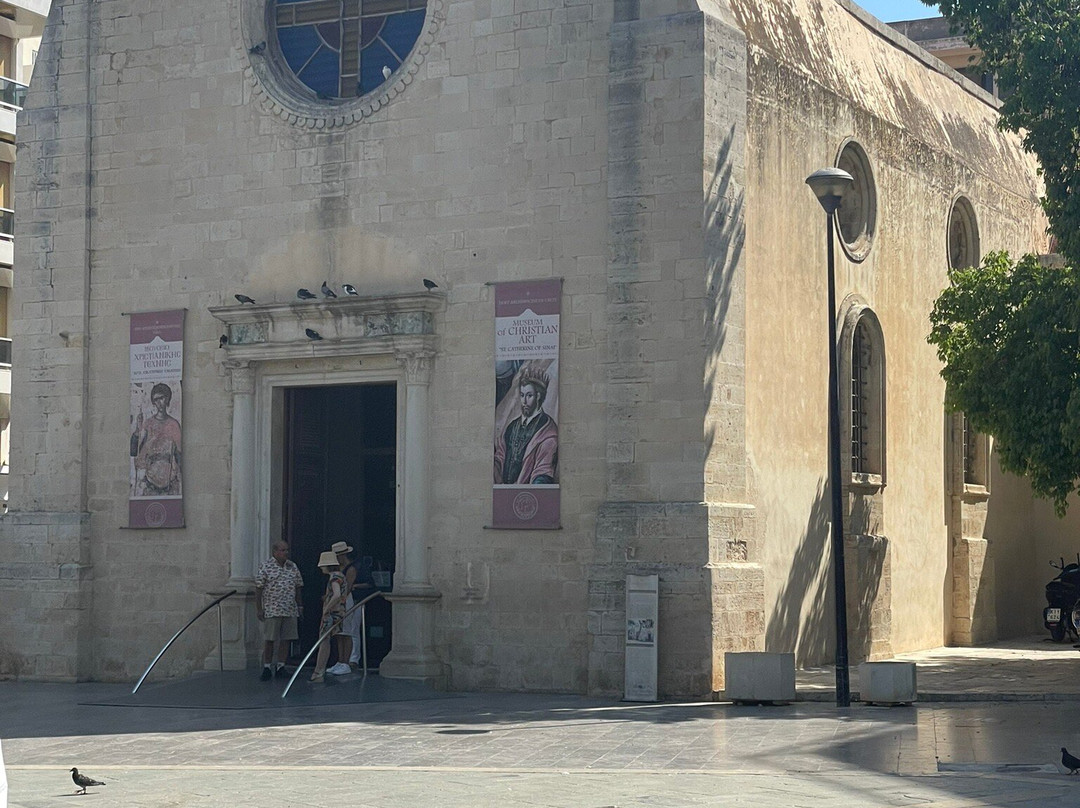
[{"x1": 209, "y1": 292, "x2": 445, "y2": 684}]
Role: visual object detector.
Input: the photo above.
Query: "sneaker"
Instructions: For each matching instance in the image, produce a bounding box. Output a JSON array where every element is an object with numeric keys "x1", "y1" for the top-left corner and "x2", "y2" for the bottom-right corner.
[
  {"x1": 259, "y1": 666, "x2": 272, "y2": 681},
  {"x1": 327, "y1": 662, "x2": 351, "y2": 675}
]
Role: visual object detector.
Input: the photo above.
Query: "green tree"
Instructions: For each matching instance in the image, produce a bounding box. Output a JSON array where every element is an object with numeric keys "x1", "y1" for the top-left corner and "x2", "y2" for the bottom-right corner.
[
  {"x1": 928, "y1": 0, "x2": 1080, "y2": 266},
  {"x1": 928, "y1": 252, "x2": 1080, "y2": 514}
]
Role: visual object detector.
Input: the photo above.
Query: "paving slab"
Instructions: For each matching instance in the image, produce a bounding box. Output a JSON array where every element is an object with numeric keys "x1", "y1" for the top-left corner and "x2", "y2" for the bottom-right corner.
[
  {"x1": 3, "y1": 637, "x2": 1080, "y2": 806},
  {"x1": 797, "y1": 634, "x2": 1080, "y2": 701}
]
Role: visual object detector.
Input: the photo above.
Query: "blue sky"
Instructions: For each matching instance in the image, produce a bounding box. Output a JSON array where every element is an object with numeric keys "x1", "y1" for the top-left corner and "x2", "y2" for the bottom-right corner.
[{"x1": 852, "y1": 0, "x2": 940, "y2": 22}]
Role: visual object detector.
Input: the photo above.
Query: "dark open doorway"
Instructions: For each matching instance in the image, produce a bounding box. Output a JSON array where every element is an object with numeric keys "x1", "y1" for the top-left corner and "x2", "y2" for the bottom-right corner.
[{"x1": 282, "y1": 383, "x2": 396, "y2": 667}]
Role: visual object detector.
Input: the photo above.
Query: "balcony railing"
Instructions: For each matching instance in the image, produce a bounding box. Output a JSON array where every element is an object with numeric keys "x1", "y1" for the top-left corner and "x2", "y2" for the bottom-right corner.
[
  {"x1": 0, "y1": 338, "x2": 11, "y2": 366},
  {"x1": 0, "y1": 76, "x2": 27, "y2": 110},
  {"x1": 0, "y1": 208, "x2": 12, "y2": 241}
]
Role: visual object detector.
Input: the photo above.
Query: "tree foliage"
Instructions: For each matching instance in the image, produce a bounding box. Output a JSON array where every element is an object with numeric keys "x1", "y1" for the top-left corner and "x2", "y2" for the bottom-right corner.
[
  {"x1": 929, "y1": 0, "x2": 1080, "y2": 266},
  {"x1": 928, "y1": 252, "x2": 1080, "y2": 514}
]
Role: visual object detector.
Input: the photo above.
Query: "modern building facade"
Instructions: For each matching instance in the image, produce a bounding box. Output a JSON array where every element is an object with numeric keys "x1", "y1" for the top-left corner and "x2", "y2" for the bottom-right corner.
[
  {"x1": 0, "y1": 0, "x2": 47, "y2": 510},
  {"x1": 0, "y1": 0, "x2": 1065, "y2": 696},
  {"x1": 889, "y1": 16, "x2": 996, "y2": 97}
]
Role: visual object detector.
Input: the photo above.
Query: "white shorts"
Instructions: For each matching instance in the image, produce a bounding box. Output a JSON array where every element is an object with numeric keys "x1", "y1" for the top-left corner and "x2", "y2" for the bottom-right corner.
[{"x1": 342, "y1": 594, "x2": 362, "y2": 637}]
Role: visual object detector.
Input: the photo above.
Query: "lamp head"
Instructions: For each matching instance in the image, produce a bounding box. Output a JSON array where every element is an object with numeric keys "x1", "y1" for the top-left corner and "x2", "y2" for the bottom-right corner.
[{"x1": 806, "y1": 167, "x2": 854, "y2": 216}]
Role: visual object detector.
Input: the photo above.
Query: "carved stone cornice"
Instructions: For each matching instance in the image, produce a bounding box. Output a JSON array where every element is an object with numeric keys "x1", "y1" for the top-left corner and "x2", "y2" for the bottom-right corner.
[{"x1": 209, "y1": 292, "x2": 444, "y2": 364}]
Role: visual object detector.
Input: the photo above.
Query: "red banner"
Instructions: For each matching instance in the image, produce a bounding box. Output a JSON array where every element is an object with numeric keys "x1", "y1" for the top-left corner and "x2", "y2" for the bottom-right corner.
[
  {"x1": 128, "y1": 310, "x2": 185, "y2": 528},
  {"x1": 493, "y1": 280, "x2": 561, "y2": 529}
]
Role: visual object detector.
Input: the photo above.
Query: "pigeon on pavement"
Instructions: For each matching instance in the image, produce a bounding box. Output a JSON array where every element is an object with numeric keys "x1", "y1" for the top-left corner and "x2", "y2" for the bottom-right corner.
[
  {"x1": 321, "y1": 281, "x2": 337, "y2": 298},
  {"x1": 1062, "y1": 747, "x2": 1080, "y2": 774},
  {"x1": 70, "y1": 767, "x2": 106, "y2": 794},
  {"x1": 342, "y1": 283, "x2": 358, "y2": 296},
  {"x1": 305, "y1": 328, "x2": 323, "y2": 341},
  {"x1": 423, "y1": 278, "x2": 438, "y2": 291},
  {"x1": 234, "y1": 294, "x2": 255, "y2": 305},
  {"x1": 297, "y1": 288, "x2": 317, "y2": 300}
]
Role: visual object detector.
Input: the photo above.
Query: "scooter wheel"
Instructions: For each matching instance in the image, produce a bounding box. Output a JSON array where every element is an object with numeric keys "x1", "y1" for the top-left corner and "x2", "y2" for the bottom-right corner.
[{"x1": 1051, "y1": 621, "x2": 1067, "y2": 642}]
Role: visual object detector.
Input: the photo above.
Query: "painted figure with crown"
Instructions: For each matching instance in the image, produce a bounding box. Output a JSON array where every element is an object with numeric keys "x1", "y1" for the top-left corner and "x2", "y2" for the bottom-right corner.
[{"x1": 494, "y1": 363, "x2": 559, "y2": 485}]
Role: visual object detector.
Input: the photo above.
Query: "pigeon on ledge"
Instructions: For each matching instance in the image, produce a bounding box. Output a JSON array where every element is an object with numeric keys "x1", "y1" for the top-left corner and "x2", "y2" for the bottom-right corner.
[
  {"x1": 71, "y1": 767, "x2": 106, "y2": 795},
  {"x1": 219, "y1": 334, "x2": 228, "y2": 348},
  {"x1": 423, "y1": 278, "x2": 438, "y2": 291},
  {"x1": 1063, "y1": 748, "x2": 1080, "y2": 774},
  {"x1": 321, "y1": 281, "x2": 337, "y2": 298},
  {"x1": 342, "y1": 283, "x2": 358, "y2": 296},
  {"x1": 297, "y1": 288, "x2": 317, "y2": 300},
  {"x1": 305, "y1": 328, "x2": 323, "y2": 341},
  {"x1": 234, "y1": 294, "x2": 255, "y2": 305}
]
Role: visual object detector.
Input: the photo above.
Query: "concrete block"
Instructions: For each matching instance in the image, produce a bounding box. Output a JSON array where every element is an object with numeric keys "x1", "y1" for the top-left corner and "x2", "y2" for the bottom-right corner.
[
  {"x1": 724, "y1": 652, "x2": 795, "y2": 703},
  {"x1": 859, "y1": 662, "x2": 917, "y2": 705}
]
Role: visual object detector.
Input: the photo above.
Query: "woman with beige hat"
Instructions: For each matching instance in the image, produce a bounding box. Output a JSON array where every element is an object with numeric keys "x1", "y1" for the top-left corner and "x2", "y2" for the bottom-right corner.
[
  {"x1": 310, "y1": 550, "x2": 346, "y2": 682},
  {"x1": 327, "y1": 540, "x2": 358, "y2": 675}
]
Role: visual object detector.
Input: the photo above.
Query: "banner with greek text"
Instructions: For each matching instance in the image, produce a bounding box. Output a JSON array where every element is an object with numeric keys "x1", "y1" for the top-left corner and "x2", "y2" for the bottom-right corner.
[
  {"x1": 493, "y1": 279, "x2": 561, "y2": 529},
  {"x1": 129, "y1": 310, "x2": 185, "y2": 528}
]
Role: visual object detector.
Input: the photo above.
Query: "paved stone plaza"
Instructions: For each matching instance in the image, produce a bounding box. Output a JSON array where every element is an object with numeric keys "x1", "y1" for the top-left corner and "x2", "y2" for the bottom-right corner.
[{"x1": 5, "y1": 638, "x2": 1080, "y2": 807}]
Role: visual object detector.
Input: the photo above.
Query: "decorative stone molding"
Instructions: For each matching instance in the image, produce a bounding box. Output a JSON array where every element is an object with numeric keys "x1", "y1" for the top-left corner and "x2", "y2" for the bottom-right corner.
[
  {"x1": 225, "y1": 362, "x2": 255, "y2": 395},
  {"x1": 209, "y1": 290, "x2": 444, "y2": 682},
  {"x1": 209, "y1": 292, "x2": 444, "y2": 364},
  {"x1": 398, "y1": 351, "x2": 435, "y2": 386},
  {"x1": 232, "y1": 0, "x2": 445, "y2": 130}
]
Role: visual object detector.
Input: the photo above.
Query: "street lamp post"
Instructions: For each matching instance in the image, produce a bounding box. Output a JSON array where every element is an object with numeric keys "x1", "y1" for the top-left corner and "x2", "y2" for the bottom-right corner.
[{"x1": 805, "y1": 167, "x2": 855, "y2": 708}]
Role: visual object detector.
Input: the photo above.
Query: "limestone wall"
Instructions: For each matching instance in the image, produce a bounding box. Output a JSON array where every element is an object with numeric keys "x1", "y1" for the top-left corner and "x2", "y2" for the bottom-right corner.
[
  {"x1": 3, "y1": 0, "x2": 755, "y2": 695},
  {"x1": 736, "y1": 0, "x2": 1045, "y2": 666},
  {"x1": 0, "y1": 0, "x2": 1051, "y2": 691}
]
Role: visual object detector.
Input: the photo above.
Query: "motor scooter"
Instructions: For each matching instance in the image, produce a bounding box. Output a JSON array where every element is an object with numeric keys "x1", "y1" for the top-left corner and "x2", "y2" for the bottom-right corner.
[{"x1": 1044, "y1": 555, "x2": 1080, "y2": 642}]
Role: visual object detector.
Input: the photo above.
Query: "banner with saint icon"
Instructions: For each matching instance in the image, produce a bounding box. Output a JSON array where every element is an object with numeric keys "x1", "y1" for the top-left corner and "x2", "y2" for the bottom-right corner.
[
  {"x1": 128, "y1": 310, "x2": 185, "y2": 528},
  {"x1": 493, "y1": 279, "x2": 561, "y2": 529}
]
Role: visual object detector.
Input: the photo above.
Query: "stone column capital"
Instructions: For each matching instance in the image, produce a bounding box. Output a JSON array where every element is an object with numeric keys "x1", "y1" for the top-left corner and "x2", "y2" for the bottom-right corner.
[
  {"x1": 225, "y1": 362, "x2": 255, "y2": 395},
  {"x1": 396, "y1": 350, "x2": 435, "y2": 385}
]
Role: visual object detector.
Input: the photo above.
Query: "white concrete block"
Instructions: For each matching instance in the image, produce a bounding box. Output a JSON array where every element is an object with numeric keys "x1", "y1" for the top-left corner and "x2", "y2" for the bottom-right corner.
[
  {"x1": 724, "y1": 652, "x2": 795, "y2": 703},
  {"x1": 859, "y1": 662, "x2": 917, "y2": 705}
]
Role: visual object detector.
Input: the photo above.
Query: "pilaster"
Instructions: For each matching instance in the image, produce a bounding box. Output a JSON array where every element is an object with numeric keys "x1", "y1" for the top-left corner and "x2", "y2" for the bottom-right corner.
[
  {"x1": 379, "y1": 348, "x2": 444, "y2": 685},
  {"x1": 593, "y1": 3, "x2": 757, "y2": 698},
  {"x1": 226, "y1": 362, "x2": 257, "y2": 587}
]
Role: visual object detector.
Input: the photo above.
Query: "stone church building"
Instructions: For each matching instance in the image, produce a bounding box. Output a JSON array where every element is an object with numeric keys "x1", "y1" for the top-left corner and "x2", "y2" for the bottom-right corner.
[{"x1": 0, "y1": 0, "x2": 1071, "y2": 696}]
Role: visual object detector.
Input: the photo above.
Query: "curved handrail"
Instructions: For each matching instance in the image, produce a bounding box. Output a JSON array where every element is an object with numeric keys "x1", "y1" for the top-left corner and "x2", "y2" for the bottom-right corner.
[
  {"x1": 132, "y1": 590, "x2": 238, "y2": 694},
  {"x1": 282, "y1": 589, "x2": 386, "y2": 699}
]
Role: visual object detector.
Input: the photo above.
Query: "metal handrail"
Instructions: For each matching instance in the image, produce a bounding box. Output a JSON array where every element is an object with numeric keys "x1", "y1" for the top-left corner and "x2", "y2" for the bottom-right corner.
[
  {"x1": 282, "y1": 589, "x2": 386, "y2": 699},
  {"x1": 132, "y1": 589, "x2": 237, "y2": 694}
]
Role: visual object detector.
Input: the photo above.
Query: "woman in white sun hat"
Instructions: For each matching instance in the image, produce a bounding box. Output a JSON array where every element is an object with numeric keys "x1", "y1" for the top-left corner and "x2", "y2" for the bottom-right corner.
[
  {"x1": 310, "y1": 550, "x2": 346, "y2": 682},
  {"x1": 326, "y1": 540, "x2": 359, "y2": 675}
]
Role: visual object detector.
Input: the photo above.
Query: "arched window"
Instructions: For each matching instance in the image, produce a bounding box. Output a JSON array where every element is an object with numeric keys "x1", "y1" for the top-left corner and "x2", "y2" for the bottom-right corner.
[{"x1": 839, "y1": 299, "x2": 885, "y2": 486}]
